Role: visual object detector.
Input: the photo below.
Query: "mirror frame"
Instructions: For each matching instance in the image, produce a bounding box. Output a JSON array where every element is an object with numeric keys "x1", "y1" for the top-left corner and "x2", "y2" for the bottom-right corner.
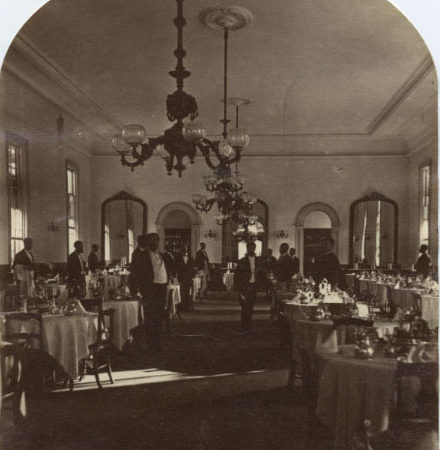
[
  {"x1": 101, "y1": 191, "x2": 147, "y2": 263},
  {"x1": 349, "y1": 191, "x2": 398, "y2": 267}
]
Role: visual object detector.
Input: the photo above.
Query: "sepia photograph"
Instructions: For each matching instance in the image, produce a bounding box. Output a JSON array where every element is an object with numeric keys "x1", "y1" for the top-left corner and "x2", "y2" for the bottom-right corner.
[{"x1": 0, "y1": 0, "x2": 438, "y2": 448}]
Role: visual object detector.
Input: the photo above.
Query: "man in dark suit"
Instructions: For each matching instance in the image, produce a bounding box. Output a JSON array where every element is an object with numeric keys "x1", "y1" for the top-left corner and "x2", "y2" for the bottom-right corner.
[
  {"x1": 67, "y1": 240, "x2": 86, "y2": 297},
  {"x1": 276, "y1": 243, "x2": 295, "y2": 290},
  {"x1": 289, "y1": 248, "x2": 300, "y2": 275},
  {"x1": 13, "y1": 237, "x2": 35, "y2": 296},
  {"x1": 176, "y1": 245, "x2": 195, "y2": 311},
  {"x1": 314, "y1": 237, "x2": 341, "y2": 288},
  {"x1": 131, "y1": 233, "x2": 171, "y2": 351},
  {"x1": 195, "y1": 242, "x2": 210, "y2": 299},
  {"x1": 235, "y1": 241, "x2": 262, "y2": 333},
  {"x1": 87, "y1": 244, "x2": 100, "y2": 274},
  {"x1": 163, "y1": 244, "x2": 177, "y2": 279},
  {"x1": 415, "y1": 245, "x2": 432, "y2": 277}
]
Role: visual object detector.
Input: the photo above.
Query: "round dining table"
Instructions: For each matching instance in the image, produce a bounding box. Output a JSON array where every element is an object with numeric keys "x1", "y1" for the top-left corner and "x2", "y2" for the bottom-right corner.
[
  {"x1": 166, "y1": 284, "x2": 182, "y2": 317},
  {"x1": 317, "y1": 348, "x2": 396, "y2": 449},
  {"x1": 222, "y1": 271, "x2": 235, "y2": 292},
  {"x1": 420, "y1": 294, "x2": 439, "y2": 329},
  {"x1": 41, "y1": 313, "x2": 98, "y2": 379},
  {"x1": 316, "y1": 346, "x2": 428, "y2": 450},
  {"x1": 105, "y1": 300, "x2": 142, "y2": 351}
]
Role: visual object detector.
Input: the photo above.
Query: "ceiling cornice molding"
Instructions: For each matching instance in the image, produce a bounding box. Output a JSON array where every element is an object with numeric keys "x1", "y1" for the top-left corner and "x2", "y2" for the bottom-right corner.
[
  {"x1": 2, "y1": 106, "x2": 91, "y2": 157},
  {"x1": 2, "y1": 63, "x2": 110, "y2": 147},
  {"x1": 406, "y1": 134, "x2": 437, "y2": 157},
  {"x1": 366, "y1": 54, "x2": 434, "y2": 134},
  {"x1": 91, "y1": 153, "x2": 408, "y2": 161},
  {"x1": 11, "y1": 35, "x2": 123, "y2": 130}
]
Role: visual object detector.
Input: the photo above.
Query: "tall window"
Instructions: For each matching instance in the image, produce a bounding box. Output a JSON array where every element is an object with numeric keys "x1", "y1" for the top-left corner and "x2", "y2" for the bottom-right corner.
[
  {"x1": 66, "y1": 163, "x2": 79, "y2": 254},
  {"x1": 6, "y1": 138, "x2": 28, "y2": 263},
  {"x1": 420, "y1": 164, "x2": 431, "y2": 248}
]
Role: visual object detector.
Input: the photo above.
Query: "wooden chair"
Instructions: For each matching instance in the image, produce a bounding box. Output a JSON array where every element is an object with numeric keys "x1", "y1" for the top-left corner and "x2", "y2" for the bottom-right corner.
[
  {"x1": 1, "y1": 341, "x2": 26, "y2": 426},
  {"x1": 79, "y1": 308, "x2": 115, "y2": 389},
  {"x1": 5, "y1": 313, "x2": 43, "y2": 350}
]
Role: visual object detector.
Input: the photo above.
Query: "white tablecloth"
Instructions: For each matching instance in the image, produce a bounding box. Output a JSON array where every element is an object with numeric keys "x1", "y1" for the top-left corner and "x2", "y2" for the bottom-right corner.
[
  {"x1": 0, "y1": 312, "x2": 98, "y2": 379},
  {"x1": 167, "y1": 285, "x2": 181, "y2": 316},
  {"x1": 192, "y1": 277, "x2": 201, "y2": 303},
  {"x1": 287, "y1": 317, "x2": 398, "y2": 362},
  {"x1": 421, "y1": 294, "x2": 439, "y2": 329},
  {"x1": 222, "y1": 272, "x2": 235, "y2": 292},
  {"x1": 317, "y1": 348, "x2": 396, "y2": 450},
  {"x1": 42, "y1": 314, "x2": 97, "y2": 378},
  {"x1": 390, "y1": 287, "x2": 424, "y2": 310},
  {"x1": 102, "y1": 275, "x2": 121, "y2": 299},
  {"x1": 106, "y1": 300, "x2": 141, "y2": 351}
]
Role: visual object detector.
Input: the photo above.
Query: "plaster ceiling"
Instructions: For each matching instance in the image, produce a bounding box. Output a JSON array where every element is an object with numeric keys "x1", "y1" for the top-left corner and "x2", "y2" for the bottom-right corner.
[{"x1": 2, "y1": 0, "x2": 438, "y2": 155}]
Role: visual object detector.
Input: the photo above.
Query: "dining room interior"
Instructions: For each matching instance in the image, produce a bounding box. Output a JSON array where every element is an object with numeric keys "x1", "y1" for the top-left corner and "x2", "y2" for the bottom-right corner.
[{"x1": 0, "y1": 0, "x2": 438, "y2": 449}]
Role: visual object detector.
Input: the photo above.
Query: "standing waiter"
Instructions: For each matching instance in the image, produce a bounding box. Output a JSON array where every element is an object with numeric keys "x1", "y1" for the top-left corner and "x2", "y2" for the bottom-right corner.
[
  {"x1": 131, "y1": 233, "x2": 171, "y2": 352},
  {"x1": 235, "y1": 241, "x2": 262, "y2": 333}
]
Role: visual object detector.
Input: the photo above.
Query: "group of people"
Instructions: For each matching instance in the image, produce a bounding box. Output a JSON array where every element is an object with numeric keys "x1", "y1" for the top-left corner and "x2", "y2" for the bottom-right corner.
[
  {"x1": 129, "y1": 235, "x2": 211, "y2": 351},
  {"x1": 234, "y1": 242, "x2": 301, "y2": 333},
  {"x1": 235, "y1": 237, "x2": 340, "y2": 333},
  {"x1": 12, "y1": 239, "x2": 102, "y2": 298},
  {"x1": 11, "y1": 234, "x2": 435, "y2": 350}
]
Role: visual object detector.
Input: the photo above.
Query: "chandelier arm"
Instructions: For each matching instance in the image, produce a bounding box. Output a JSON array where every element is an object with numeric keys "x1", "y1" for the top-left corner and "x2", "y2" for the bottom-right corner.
[
  {"x1": 196, "y1": 140, "x2": 218, "y2": 170},
  {"x1": 120, "y1": 152, "x2": 144, "y2": 171},
  {"x1": 140, "y1": 142, "x2": 155, "y2": 160}
]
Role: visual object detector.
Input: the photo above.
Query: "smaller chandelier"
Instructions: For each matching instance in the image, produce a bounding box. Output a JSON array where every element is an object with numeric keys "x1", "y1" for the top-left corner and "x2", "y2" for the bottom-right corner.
[{"x1": 182, "y1": 7, "x2": 253, "y2": 171}]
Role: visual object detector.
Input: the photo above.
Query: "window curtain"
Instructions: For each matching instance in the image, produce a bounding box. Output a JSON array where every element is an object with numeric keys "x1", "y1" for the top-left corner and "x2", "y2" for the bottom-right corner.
[
  {"x1": 380, "y1": 203, "x2": 394, "y2": 267},
  {"x1": 353, "y1": 202, "x2": 366, "y2": 262},
  {"x1": 365, "y1": 201, "x2": 378, "y2": 268}
]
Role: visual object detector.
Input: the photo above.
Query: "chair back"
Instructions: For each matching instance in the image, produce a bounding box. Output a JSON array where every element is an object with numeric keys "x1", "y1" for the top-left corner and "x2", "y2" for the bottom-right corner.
[
  {"x1": 97, "y1": 308, "x2": 115, "y2": 345},
  {"x1": 395, "y1": 360, "x2": 438, "y2": 424},
  {"x1": 333, "y1": 317, "x2": 374, "y2": 345},
  {"x1": 1, "y1": 341, "x2": 24, "y2": 399},
  {"x1": 5, "y1": 313, "x2": 42, "y2": 349}
]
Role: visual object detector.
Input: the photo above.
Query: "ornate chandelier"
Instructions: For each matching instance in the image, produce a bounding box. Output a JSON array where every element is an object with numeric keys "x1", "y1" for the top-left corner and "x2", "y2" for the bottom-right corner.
[
  {"x1": 112, "y1": 0, "x2": 199, "y2": 177},
  {"x1": 181, "y1": 6, "x2": 253, "y2": 169},
  {"x1": 192, "y1": 98, "x2": 258, "y2": 224}
]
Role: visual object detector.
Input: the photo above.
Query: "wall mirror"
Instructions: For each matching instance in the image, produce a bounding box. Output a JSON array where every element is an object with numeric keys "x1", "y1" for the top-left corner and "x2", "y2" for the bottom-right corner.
[
  {"x1": 349, "y1": 192, "x2": 398, "y2": 268},
  {"x1": 101, "y1": 191, "x2": 147, "y2": 263}
]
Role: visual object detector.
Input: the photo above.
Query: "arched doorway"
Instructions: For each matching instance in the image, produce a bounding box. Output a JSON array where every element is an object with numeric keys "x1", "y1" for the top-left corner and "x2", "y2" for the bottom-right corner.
[
  {"x1": 155, "y1": 202, "x2": 202, "y2": 256},
  {"x1": 294, "y1": 203, "x2": 340, "y2": 275}
]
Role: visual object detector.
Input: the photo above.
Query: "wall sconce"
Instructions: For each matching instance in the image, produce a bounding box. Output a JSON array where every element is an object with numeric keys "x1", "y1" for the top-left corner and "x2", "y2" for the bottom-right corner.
[
  {"x1": 47, "y1": 221, "x2": 59, "y2": 232},
  {"x1": 204, "y1": 229, "x2": 217, "y2": 239},
  {"x1": 276, "y1": 229, "x2": 289, "y2": 239}
]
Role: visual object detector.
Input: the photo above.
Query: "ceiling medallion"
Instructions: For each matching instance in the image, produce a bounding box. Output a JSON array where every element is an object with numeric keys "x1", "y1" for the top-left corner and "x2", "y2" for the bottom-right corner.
[{"x1": 199, "y1": 6, "x2": 254, "y2": 31}]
